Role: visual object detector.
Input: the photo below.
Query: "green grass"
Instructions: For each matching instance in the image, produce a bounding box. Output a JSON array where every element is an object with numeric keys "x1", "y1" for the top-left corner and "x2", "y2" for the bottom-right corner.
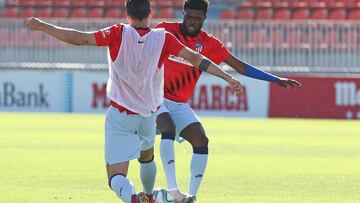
[{"x1": 0, "y1": 113, "x2": 360, "y2": 203}]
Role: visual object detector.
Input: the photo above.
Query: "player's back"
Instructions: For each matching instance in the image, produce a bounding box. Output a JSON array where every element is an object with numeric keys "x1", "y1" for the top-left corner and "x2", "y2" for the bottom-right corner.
[{"x1": 108, "y1": 25, "x2": 166, "y2": 115}]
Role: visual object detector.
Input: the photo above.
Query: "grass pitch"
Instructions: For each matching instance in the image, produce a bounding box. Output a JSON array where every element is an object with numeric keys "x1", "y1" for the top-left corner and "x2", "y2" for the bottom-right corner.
[{"x1": 0, "y1": 113, "x2": 359, "y2": 203}]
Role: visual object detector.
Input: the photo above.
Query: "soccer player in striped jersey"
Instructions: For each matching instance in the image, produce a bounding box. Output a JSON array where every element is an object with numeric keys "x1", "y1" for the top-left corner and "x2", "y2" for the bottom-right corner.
[
  {"x1": 25, "y1": 0, "x2": 244, "y2": 202},
  {"x1": 155, "y1": 0, "x2": 301, "y2": 202}
]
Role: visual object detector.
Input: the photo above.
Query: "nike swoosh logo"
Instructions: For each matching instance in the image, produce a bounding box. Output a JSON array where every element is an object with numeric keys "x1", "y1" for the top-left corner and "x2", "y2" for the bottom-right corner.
[{"x1": 138, "y1": 40, "x2": 145, "y2": 44}]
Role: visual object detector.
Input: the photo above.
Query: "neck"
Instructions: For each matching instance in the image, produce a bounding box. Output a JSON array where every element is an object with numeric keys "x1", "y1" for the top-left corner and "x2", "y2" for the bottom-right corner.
[{"x1": 129, "y1": 18, "x2": 150, "y2": 29}]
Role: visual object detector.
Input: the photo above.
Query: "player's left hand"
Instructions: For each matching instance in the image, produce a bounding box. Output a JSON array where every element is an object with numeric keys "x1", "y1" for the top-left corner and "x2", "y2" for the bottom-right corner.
[
  {"x1": 228, "y1": 77, "x2": 244, "y2": 96},
  {"x1": 276, "y1": 77, "x2": 301, "y2": 89},
  {"x1": 25, "y1": 17, "x2": 44, "y2": 31}
]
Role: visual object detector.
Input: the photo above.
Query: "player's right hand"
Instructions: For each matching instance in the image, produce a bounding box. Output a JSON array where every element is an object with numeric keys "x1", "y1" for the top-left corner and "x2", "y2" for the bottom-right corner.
[
  {"x1": 228, "y1": 77, "x2": 244, "y2": 96},
  {"x1": 25, "y1": 17, "x2": 43, "y2": 31}
]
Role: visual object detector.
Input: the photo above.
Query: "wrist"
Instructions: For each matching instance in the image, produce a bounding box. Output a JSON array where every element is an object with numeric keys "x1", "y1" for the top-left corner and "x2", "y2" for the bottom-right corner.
[
  {"x1": 224, "y1": 73, "x2": 234, "y2": 83},
  {"x1": 244, "y1": 64, "x2": 279, "y2": 82},
  {"x1": 34, "y1": 22, "x2": 44, "y2": 31},
  {"x1": 38, "y1": 20, "x2": 51, "y2": 31}
]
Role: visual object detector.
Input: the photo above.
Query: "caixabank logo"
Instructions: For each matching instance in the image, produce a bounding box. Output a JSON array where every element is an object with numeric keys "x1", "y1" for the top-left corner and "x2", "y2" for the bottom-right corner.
[
  {"x1": 0, "y1": 82, "x2": 49, "y2": 108},
  {"x1": 335, "y1": 81, "x2": 360, "y2": 119}
]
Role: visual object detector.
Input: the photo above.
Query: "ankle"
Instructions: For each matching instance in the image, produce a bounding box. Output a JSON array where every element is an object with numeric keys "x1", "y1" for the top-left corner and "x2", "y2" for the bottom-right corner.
[{"x1": 131, "y1": 192, "x2": 151, "y2": 203}]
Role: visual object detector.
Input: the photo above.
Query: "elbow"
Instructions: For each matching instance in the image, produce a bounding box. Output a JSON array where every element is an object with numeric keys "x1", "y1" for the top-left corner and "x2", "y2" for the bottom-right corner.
[
  {"x1": 69, "y1": 34, "x2": 86, "y2": 46},
  {"x1": 72, "y1": 42, "x2": 82, "y2": 46},
  {"x1": 69, "y1": 39, "x2": 82, "y2": 46}
]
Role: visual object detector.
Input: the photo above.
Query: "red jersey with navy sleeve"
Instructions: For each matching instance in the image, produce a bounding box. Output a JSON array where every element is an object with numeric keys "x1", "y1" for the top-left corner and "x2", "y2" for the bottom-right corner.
[{"x1": 155, "y1": 22, "x2": 231, "y2": 103}]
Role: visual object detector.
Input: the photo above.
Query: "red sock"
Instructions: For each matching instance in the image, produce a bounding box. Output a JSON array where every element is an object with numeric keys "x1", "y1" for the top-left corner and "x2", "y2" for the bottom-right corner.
[
  {"x1": 131, "y1": 194, "x2": 138, "y2": 203},
  {"x1": 147, "y1": 194, "x2": 154, "y2": 203}
]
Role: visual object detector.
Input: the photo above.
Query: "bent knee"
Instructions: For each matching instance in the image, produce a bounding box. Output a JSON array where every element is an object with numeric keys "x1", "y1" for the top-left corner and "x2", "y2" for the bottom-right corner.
[
  {"x1": 158, "y1": 121, "x2": 176, "y2": 135},
  {"x1": 138, "y1": 154, "x2": 154, "y2": 163},
  {"x1": 157, "y1": 113, "x2": 176, "y2": 134},
  {"x1": 138, "y1": 148, "x2": 154, "y2": 163},
  {"x1": 190, "y1": 134, "x2": 209, "y2": 148}
]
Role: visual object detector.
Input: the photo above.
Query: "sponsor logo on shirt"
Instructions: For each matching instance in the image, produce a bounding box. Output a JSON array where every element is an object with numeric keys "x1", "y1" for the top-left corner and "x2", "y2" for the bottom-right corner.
[{"x1": 168, "y1": 55, "x2": 193, "y2": 67}]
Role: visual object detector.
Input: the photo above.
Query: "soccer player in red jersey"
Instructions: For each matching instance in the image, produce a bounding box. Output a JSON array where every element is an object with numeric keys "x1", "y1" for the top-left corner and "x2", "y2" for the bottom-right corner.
[
  {"x1": 25, "y1": 0, "x2": 244, "y2": 203},
  {"x1": 155, "y1": 0, "x2": 301, "y2": 202}
]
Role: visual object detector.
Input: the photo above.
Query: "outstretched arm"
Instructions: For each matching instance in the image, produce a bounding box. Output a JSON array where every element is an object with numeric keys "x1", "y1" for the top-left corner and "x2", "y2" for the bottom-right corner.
[
  {"x1": 178, "y1": 47, "x2": 244, "y2": 96},
  {"x1": 25, "y1": 17, "x2": 97, "y2": 46},
  {"x1": 224, "y1": 53, "x2": 301, "y2": 88}
]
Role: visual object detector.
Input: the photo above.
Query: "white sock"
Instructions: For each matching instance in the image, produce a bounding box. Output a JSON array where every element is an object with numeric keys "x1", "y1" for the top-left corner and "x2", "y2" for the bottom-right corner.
[
  {"x1": 189, "y1": 152, "x2": 208, "y2": 196},
  {"x1": 110, "y1": 174, "x2": 136, "y2": 203},
  {"x1": 140, "y1": 159, "x2": 157, "y2": 194},
  {"x1": 160, "y1": 139, "x2": 178, "y2": 190}
]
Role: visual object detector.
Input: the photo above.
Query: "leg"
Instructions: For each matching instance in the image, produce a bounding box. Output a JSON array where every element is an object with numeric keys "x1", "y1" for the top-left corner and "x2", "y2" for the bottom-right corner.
[
  {"x1": 136, "y1": 111, "x2": 161, "y2": 202},
  {"x1": 107, "y1": 162, "x2": 136, "y2": 203},
  {"x1": 180, "y1": 122, "x2": 209, "y2": 197},
  {"x1": 157, "y1": 112, "x2": 179, "y2": 190},
  {"x1": 138, "y1": 147, "x2": 157, "y2": 194},
  {"x1": 157, "y1": 111, "x2": 189, "y2": 201},
  {"x1": 105, "y1": 106, "x2": 145, "y2": 203},
  {"x1": 160, "y1": 100, "x2": 205, "y2": 199}
]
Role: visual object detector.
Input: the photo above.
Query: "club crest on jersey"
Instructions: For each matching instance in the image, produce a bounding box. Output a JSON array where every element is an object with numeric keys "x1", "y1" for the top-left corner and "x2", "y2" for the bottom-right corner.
[{"x1": 195, "y1": 42, "x2": 203, "y2": 53}]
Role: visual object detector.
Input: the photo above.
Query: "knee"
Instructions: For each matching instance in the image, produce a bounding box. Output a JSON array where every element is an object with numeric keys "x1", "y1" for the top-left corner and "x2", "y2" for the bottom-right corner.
[
  {"x1": 191, "y1": 135, "x2": 209, "y2": 155},
  {"x1": 159, "y1": 121, "x2": 176, "y2": 135},
  {"x1": 157, "y1": 118, "x2": 176, "y2": 140},
  {"x1": 138, "y1": 148, "x2": 154, "y2": 163},
  {"x1": 157, "y1": 113, "x2": 176, "y2": 135},
  {"x1": 199, "y1": 135, "x2": 209, "y2": 147},
  {"x1": 138, "y1": 154, "x2": 154, "y2": 163},
  {"x1": 190, "y1": 133, "x2": 209, "y2": 148}
]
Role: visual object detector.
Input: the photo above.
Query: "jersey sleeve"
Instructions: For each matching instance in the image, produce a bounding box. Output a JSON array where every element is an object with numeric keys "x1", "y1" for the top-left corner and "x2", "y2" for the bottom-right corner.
[
  {"x1": 163, "y1": 32, "x2": 185, "y2": 56},
  {"x1": 94, "y1": 24, "x2": 122, "y2": 47},
  {"x1": 207, "y1": 36, "x2": 231, "y2": 64}
]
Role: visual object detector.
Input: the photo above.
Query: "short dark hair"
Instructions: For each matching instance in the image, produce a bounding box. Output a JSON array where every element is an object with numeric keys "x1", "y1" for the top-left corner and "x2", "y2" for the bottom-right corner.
[
  {"x1": 184, "y1": 0, "x2": 209, "y2": 14},
  {"x1": 125, "y1": 0, "x2": 151, "y2": 21}
]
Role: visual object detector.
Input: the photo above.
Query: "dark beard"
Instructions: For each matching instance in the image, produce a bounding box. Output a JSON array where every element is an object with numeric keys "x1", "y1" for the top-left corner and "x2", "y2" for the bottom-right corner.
[{"x1": 180, "y1": 23, "x2": 200, "y2": 37}]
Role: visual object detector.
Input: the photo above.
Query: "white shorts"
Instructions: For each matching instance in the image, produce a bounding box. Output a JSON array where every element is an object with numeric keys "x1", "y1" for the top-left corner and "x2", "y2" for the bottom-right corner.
[
  {"x1": 105, "y1": 106, "x2": 156, "y2": 165},
  {"x1": 157, "y1": 98, "x2": 200, "y2": 143}
]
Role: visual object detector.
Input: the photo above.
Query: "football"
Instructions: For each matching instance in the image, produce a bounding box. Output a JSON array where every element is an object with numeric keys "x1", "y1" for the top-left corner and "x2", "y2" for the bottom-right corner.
[{"x1": 153, "y1": 189, "x2": 175, "y2": 203}]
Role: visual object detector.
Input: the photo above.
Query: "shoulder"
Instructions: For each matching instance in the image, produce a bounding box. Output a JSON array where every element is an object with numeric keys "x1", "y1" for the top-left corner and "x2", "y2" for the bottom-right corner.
[
  {"x1": 108, "y1": 23, "x2": 124, "y2": 32},
  {"x1": 199, "y1": 30, "x2": 222, "y2": 44},
  {"x1": 155, "y1": 22, "x2": 181, "y2": 35},
  {"x1": 198, "y1": 30, "x2": 225, "y2": 49},
  {"x1": 150, "y1": 27, "x2": 167, "y2": 37},
  {"x1": 113, "y1": 23, "x2": 124, "y2": 28},
  {"x1": 95, "y1": 23, "x2": 123, "y2": 45},
  {"x1": 101, "y1": 23, "x2": 123, "y2": 36},
  {"x1": 164, "y1": 31, "x2": 182, "y2": 39},
  {"x1": 155, "y1": 21, "x2": 180, "y2": 29},
  {"x1": 164, "y1": 31, "x2": 178, "y2": 42}
]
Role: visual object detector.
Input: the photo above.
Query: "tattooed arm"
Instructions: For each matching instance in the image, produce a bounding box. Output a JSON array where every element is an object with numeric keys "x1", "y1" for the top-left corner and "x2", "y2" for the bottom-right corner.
[{"x1": 25, "y1": 17, "x2": 97, "y2": 46}]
